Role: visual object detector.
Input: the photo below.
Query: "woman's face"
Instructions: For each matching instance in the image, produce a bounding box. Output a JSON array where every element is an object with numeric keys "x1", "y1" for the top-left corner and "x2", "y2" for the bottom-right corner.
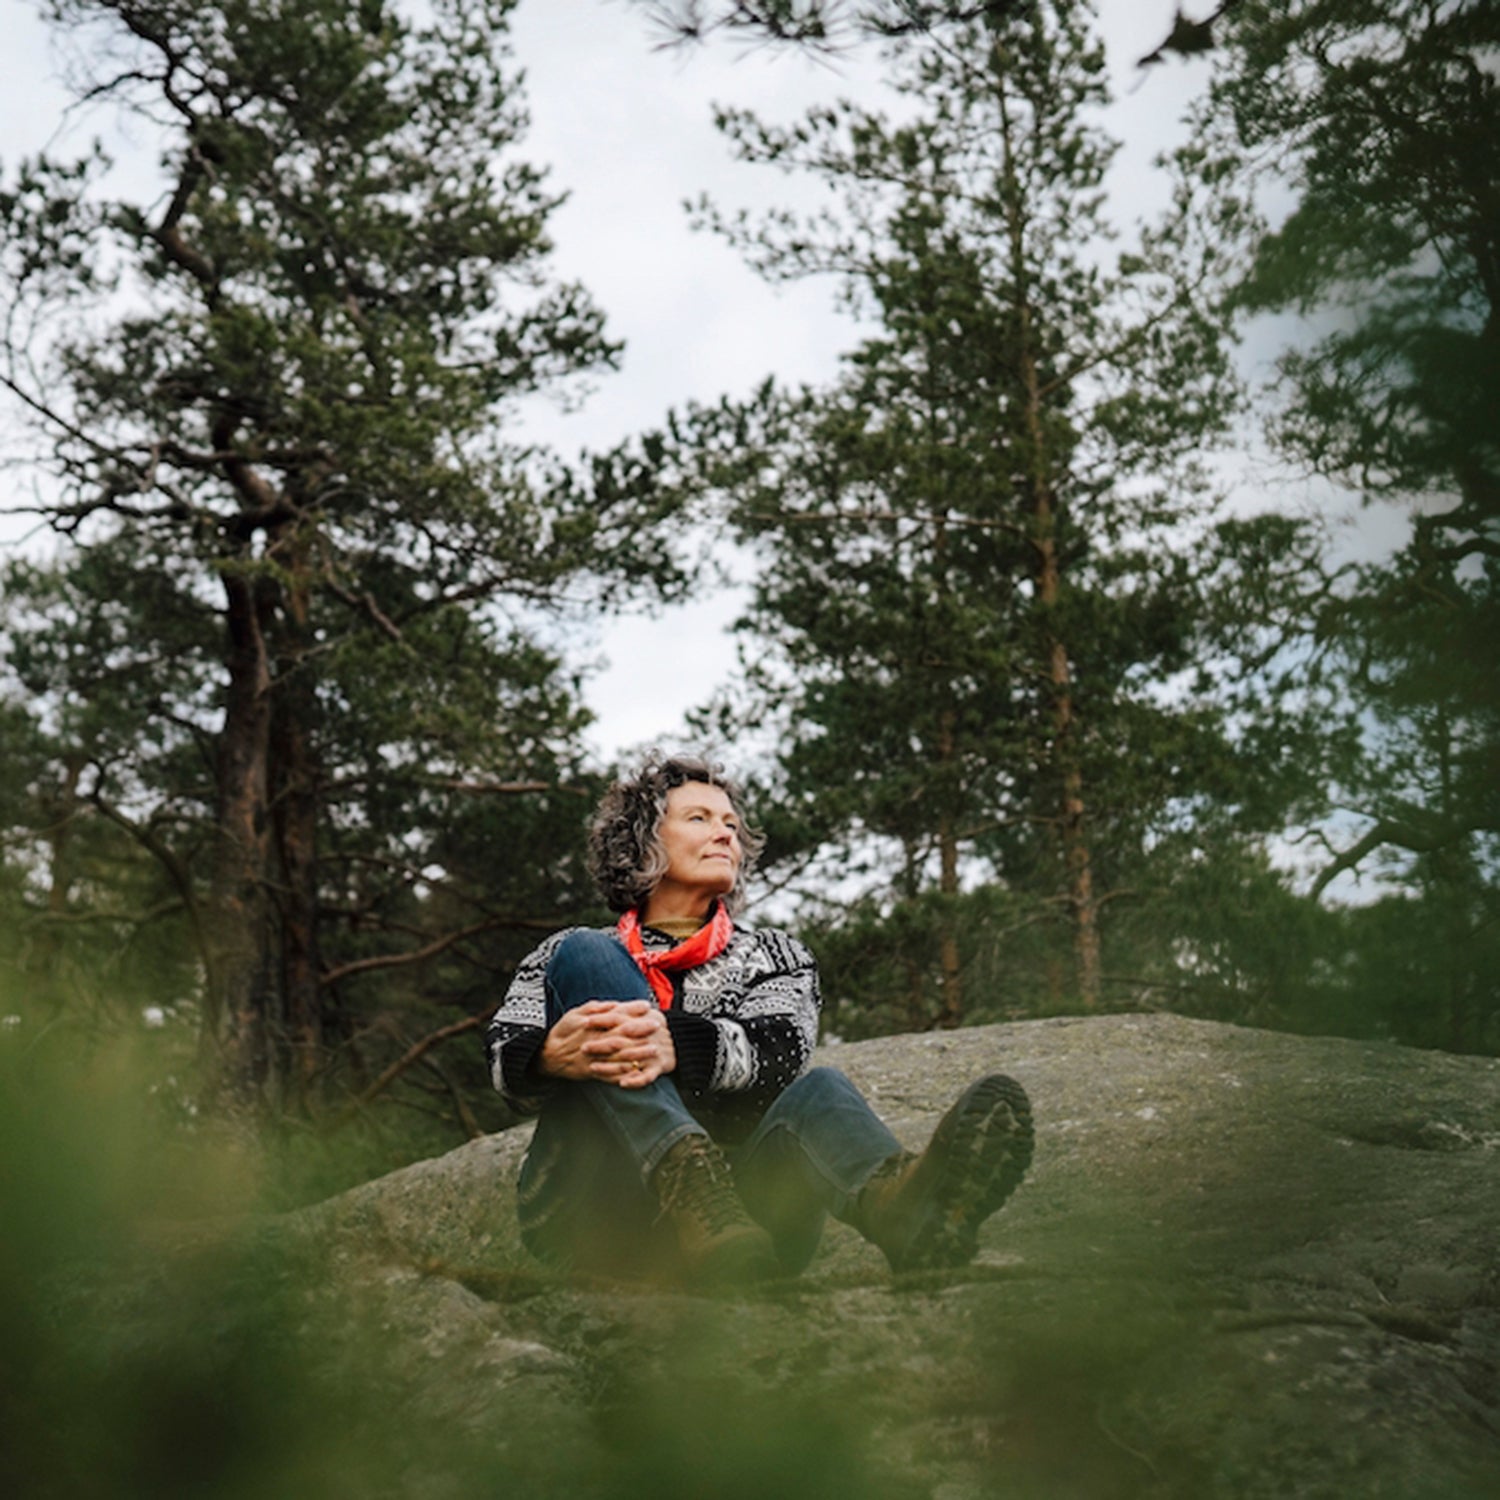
[{"x1": 652, "y1": 781, "x2": 743, "y2": 906}]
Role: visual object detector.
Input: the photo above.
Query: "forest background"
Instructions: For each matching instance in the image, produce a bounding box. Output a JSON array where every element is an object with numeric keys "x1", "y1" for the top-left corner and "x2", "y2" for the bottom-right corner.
[{"x1": 0, "y1": 0, "x2": 1493, "y2": 1206}]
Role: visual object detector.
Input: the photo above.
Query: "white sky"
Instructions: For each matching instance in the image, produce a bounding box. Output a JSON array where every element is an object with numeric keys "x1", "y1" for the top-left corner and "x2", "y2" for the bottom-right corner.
[
  {"x1": 1, "y1": 1, "x2": 1375, "y2": 769},
  {"x1": 508, "y1": 0, "x2": 1217, "y2": 761}
]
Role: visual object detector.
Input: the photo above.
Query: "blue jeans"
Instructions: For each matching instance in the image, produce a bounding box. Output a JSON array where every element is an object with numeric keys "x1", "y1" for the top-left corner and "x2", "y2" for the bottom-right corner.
[{"x1": 515, "y1": 929, "x2": 902, "y2": 1275}]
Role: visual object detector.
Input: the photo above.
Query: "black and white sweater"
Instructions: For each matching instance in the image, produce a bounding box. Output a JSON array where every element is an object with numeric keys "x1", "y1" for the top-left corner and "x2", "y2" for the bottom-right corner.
[{"x1": 485, "y1": 922, "x2": 821, "y2": 1142}]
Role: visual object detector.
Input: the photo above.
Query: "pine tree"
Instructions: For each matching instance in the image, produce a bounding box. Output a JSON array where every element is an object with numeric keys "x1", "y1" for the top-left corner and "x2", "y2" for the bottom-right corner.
[
  {"x1": 0, "y1": 1, "x2": 674, "y2": 1107},
  {"x1": 680, "y1": 0, "x2": 1305, "y2": 1019}
]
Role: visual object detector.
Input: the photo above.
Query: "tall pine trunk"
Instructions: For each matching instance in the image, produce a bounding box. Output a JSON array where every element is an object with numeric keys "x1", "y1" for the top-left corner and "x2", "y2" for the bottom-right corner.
[
  {"x1": 1025, "y1": 426, "x2": 1101, "y2": 1010},
  {"x1": 269, "y1": 527, "x2": 323, "y2": 1107},
  {"x1": 203, "y1": 528, "x2": 326, "y2": 1111},
  {"x1": 997, "y1": 69, "x2": 1102, "y2": 1010},
  {"x1": 936, "y1": 706, "x2": 964, "y2": 1028},
  {"x1": 203, "y1": 565, "x2": 278, "y2": 1104}
]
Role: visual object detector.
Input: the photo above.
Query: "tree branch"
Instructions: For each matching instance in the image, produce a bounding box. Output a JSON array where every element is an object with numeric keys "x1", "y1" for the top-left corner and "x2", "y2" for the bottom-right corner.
[
  {"x1": 320, "y1": 567, "x2": 407, "y2": 644},
  {"x1": 348, "y1": 1011, "x2": 488, "y2": 1111},
  {"x1": 744, "y1": 505, "x2": 1026, "y2": 535},
  {"x1": 1308, "y1": 816, "x2": 1461, "y2": 901},
  {"x1": 320, "y1": 917, "x2": 510, "y2": 986},
  {"x1": 89, "y1": 789, "x2": 212, "y2": 974},
  {"x1": 421, "y1": 778, "x2": 589, "y2": 797}
]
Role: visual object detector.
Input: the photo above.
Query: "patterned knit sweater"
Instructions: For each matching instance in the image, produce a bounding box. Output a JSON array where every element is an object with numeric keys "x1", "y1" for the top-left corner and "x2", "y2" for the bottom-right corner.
[{"x1": 485, "y1": 921, "x2": 821, "y2": 1142}]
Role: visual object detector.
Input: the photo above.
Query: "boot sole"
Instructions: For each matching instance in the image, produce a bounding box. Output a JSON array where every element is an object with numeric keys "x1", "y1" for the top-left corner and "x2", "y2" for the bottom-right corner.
[{"x1": 894, "y1": 1073, "x2": 1034, "y2": 1273}]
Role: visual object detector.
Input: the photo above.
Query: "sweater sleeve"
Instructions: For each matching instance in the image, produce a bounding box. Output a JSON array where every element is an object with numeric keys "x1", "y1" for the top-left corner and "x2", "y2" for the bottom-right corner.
[
  {"x1": 484, "y1": 929, "x2": 573, "y2": 1115},
  {"x1": 678, "y1": 929, "x2": 820, "y2": 1106},
  {"x1": 663, "y1": 1010, "x2": 722, "y2": 1094}
]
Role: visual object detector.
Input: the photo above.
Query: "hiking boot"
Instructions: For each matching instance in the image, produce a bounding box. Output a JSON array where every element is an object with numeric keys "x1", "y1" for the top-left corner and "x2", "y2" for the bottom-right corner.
[
  {"x1": 855, "y1": 1073, "x2": 1034, "y2": 1274},
  {"x1": 651, "y1": 1135, "x2": 778, "y2": 1285}
]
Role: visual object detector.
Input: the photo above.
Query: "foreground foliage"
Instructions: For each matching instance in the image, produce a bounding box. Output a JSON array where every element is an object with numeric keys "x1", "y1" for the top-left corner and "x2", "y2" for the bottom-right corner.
[
  {"x1": 2, "y1": 0, "x2": 1494, "y2": 1162},
  {"x1": 6, "y1": 1004, "x2": 1498, "y2": 1500},
  {"x1": 1203, "y1": 0, "x2": 1500, "y2": 1051}
]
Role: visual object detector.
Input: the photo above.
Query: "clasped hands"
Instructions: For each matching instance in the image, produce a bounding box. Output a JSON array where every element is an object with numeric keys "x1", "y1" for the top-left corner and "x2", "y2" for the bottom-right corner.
[{"x1": 538, "y1": 1000, "x2": 676, "y2": 1089}]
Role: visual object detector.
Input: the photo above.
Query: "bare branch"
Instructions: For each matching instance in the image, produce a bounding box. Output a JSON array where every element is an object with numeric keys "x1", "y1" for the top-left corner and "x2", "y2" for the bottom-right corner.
[
  {"x1": 150, "y1": 175, "x2": 218, "y2": 293},
  {"x1": 348, "y1": 1010, "x2": 488, "y2": 1111},
  {"x1": 421, "y1": 1053, "x2": 484, "y2": 1139},
  {"x1": 89, "y1": 789, "x2": 212, "y2": 973},
  {"x1": 321, "y1": 917, "x2": 511, "y2": 986},
  {"x1": 743, "y1": 505, "x2": 1026, "y2": 535},
  {"x1": 321, "y1": 567, "x2": 407, "y2": 644},
  {"x1": 422, "y1": 778, "x2": 590, "y2": 797},
  {"x1": 0, "y1": 370, "x2": 130, "y2": 468}
]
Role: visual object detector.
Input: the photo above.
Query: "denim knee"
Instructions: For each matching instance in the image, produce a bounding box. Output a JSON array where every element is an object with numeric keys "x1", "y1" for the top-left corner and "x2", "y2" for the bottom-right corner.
[
  {"x1": 545, "y1": 928, "x2": 648, "y2": 1014},
  {"x1": 764, "y1": 1066, "x2": 872, "y2": 1123},
  {"x1": 741, "y1": 1066, "x2": 901, "y2": 1193},
  {"x1": 784, "y1": 1066, "x2": 864, "y2": 1104},
  {"x1": 550, "y1": 928, "x2": 627, "y2": 972}
]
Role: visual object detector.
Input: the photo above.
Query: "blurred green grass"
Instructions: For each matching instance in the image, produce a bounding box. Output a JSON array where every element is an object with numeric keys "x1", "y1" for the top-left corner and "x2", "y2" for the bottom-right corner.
[{"x1": 0, "y1": 976, "x2": 915, "y2": 1500}]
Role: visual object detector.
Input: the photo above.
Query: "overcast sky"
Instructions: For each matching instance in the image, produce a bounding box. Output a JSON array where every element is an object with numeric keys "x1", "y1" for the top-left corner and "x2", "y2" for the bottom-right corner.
[
  {"x1": 0, "y1": 1, "x2": 1301, "y2": 765},
  {"x1": 508, "y1": 1, "x2": 1222, "y2": 763}
]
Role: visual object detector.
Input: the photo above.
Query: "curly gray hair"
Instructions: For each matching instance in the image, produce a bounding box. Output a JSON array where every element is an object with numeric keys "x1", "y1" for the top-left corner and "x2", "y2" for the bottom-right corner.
[{"x1": 587, "y1": 751, "x2": 765, "y2": 915}]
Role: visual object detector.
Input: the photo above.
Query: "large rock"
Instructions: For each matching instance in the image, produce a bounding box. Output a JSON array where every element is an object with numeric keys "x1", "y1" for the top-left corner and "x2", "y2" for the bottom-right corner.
[{"x1": 291, "y1": 1014, "x2": 1500, "y2": 1498}]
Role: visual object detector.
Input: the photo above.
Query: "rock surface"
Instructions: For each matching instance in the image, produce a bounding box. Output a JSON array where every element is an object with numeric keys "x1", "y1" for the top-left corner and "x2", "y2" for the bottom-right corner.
[{"x1": 292, "y1": 1014, "x2": 1500, "y2": 1498}]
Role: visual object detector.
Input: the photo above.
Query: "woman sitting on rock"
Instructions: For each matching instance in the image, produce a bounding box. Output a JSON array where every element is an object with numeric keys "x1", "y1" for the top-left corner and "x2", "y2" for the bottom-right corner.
[{"x1": 485, "y1": 751, "x2": 1033, "y2": 1283}]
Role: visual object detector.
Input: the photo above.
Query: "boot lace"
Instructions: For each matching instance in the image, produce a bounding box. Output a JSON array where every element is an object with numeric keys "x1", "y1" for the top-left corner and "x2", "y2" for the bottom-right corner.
[{"x1": 656, "y1": 1141, "x2": 746, "y2": 1233}]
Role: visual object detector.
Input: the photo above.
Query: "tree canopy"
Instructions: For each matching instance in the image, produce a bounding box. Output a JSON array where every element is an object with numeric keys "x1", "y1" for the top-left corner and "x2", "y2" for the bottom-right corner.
[
  {"x1": 664, "y1": 0, "x2": 1329, "y2": 1025},
  {"x1": 0, "y1": 0, "x2": 681, "y2": 1111}
]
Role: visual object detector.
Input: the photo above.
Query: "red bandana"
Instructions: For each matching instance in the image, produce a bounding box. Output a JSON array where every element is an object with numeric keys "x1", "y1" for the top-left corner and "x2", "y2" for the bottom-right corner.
[{"x1": 615, "y1": 903, "x2": 734, "y2": 1010}]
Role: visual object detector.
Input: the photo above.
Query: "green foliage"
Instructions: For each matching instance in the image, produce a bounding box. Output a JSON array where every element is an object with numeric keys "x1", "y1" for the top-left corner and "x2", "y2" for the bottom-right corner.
[
  {"x1": 0, "y1": 995, "x2": 890, "y2": 1499},
  {"x1": 807, "y1": 887, "x2": 1074, "y2": 1037},
  {"x1": 622, "y1": 0, "x2": 1187, "y2": 59},
  {"x1": 681, "y1": 0, "x2": 1499, "y2": 1056},
  {"x1": 0, "y1": 991, "x2": 441, "y2": 1498},
  {"x1": 1326, "y1": 886, "x2": 1500, "y2": 1055}
]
